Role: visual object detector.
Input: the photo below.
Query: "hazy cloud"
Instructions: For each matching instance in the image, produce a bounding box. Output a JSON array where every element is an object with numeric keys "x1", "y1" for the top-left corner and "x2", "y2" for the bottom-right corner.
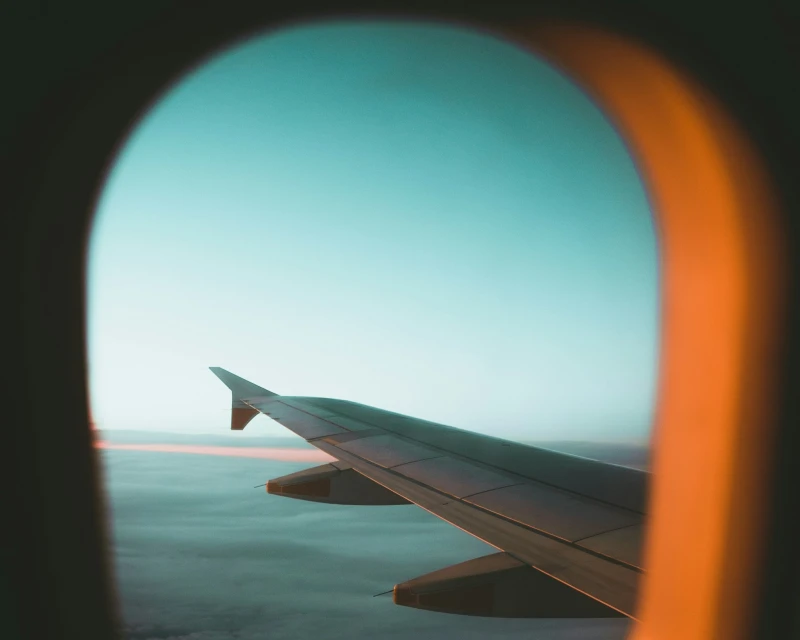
[{"x1": 102, "y1": 431, "x2": 630, "y2": 639}]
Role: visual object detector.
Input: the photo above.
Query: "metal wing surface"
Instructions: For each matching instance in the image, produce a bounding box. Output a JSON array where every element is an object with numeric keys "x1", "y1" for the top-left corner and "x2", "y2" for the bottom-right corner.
[{"x1": 210, "y1": 367, "x2": 647, "y2": 619}]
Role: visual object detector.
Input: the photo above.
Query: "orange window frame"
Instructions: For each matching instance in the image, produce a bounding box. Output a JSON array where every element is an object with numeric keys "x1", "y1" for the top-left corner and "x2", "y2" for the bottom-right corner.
[{"x1": 502, "y1": 24, "x2": 785, "y2": 640}]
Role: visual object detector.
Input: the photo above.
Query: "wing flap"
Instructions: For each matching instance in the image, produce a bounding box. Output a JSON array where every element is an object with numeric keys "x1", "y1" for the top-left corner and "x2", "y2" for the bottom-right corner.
[
  {"x1": 464, "y1": 483, "x2": 641, "y2": 543},
  {"x1": 575, "y1": 524, "x2": 645, "y2": 569}
]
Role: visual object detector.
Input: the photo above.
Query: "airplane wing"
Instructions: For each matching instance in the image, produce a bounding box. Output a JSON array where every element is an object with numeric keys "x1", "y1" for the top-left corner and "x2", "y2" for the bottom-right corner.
[{"x1": 210, "y1": 367, "x2": 647, "y2": 619}]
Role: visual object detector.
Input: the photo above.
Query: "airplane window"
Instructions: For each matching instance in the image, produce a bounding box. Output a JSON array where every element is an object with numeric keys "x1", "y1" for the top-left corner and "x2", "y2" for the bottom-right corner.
[{"x1": 88, "y1": 20, "x2": 657, "y2": 639}]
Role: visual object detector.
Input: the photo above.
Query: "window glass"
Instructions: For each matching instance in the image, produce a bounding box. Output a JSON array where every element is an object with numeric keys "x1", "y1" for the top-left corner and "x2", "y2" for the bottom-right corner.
[{"x1": 89, "y1": 21, "x2": 656, "y2": 639}]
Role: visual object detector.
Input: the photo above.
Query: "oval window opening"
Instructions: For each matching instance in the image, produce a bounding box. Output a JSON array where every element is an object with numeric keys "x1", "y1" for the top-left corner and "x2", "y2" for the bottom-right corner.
[{"x1": 88, "y1": 20, "x2": 657, "y2": 638}]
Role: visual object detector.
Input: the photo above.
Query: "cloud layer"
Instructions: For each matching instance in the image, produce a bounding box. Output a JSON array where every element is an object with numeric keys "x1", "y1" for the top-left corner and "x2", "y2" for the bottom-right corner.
[{"x1": 100, "y1": 431, "x2": 631, "y2": 639}]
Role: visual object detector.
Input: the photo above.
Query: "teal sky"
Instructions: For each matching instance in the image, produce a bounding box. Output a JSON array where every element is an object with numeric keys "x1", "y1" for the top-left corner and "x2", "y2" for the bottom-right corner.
[{"x1": 88, "y1": 20, "x2": 658, "y2": 443}]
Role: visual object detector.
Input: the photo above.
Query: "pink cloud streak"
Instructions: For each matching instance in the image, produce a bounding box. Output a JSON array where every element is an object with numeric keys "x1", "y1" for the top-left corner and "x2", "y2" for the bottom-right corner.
[{"x1": 94, "y1": 441, "x2": 335, "y2": 463}]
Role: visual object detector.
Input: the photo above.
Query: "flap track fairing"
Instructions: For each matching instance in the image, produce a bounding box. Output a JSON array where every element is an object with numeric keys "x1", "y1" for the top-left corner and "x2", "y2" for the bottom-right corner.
[
  {"x1": 393, "y1": 552, "x2": 624, "y2": 618},
  {"x1": 266, "y1": 463, "x2": 410, "y2": 505}
]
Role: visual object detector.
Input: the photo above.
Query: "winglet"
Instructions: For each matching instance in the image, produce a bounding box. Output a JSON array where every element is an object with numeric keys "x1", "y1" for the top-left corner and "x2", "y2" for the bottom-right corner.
[{"x1": 209, "y1": 367, "x2": 277, "y2": 430}]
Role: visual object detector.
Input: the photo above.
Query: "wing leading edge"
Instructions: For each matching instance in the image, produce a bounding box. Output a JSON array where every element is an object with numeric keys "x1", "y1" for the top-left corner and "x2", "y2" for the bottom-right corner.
[{"x1": 210, "y1": 367, "x2": 647, "y2": 619}]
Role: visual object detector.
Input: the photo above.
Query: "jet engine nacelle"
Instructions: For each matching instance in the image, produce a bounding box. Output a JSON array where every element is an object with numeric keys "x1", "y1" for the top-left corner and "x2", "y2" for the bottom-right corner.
[{"x1": 266, "y1": 463, "x2": 410, "y2": 505}]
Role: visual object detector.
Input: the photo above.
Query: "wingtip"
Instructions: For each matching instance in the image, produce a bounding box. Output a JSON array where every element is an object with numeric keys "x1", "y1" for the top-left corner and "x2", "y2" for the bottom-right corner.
[{"x1": 208, "y1": 366, "x2": 277, "y2": 398}]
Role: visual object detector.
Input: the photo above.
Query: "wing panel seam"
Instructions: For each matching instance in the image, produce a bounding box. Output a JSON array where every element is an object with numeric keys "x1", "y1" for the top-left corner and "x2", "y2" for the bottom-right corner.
[{"x1": 325, "y1": 443, "x2": 643, "y2": 573}]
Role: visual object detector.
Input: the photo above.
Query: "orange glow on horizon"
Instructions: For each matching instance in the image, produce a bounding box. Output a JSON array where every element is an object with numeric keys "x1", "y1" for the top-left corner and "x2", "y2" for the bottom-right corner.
[{"x1": 94, "y1": 440, "x2": 336, "y2": 463}]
